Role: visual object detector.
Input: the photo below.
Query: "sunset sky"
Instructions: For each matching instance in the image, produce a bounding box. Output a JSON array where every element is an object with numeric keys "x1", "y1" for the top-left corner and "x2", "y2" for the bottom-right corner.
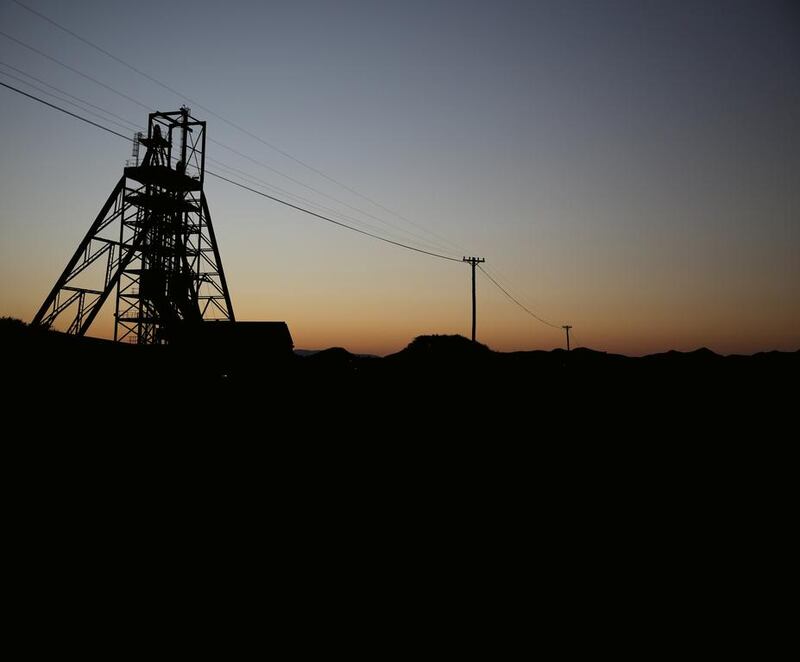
[{"x1": 1, "y1": 0, "x2": 798, "y2": 356}]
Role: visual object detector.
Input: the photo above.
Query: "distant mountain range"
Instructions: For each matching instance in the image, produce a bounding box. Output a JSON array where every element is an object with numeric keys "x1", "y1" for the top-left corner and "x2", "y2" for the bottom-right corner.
[
  {"x1": 299, "y1": 335, "x2": 797, "y2": 363},
  {"x1": 295, "y1": 348, "x2": 379, "y2": 359}
]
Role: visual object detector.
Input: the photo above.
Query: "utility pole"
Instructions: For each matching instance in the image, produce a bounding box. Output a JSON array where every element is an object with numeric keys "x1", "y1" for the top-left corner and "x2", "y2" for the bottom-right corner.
[
  {"x1": 562, "y1": 325, "x2": 572, "y2": 351},
  {"x1": 463, "y1": 256, "x2": 485, "y2": 342}
]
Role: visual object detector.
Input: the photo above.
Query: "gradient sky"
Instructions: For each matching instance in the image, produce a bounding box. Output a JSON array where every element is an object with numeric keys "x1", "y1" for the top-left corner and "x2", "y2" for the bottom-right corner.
[{"x1": 1, "y1": 0, "x2": 798, "y2": 355}]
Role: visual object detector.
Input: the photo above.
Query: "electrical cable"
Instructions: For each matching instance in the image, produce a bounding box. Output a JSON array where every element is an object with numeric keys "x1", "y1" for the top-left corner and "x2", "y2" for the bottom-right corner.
[
  {"x1": 0, "y1": 59, "x2": 142, "y2": 131},
  {"x1": 0, "y1": 68, "x2": 141, "y2": 134},
  {"x1": 0, "y1": 80, "x2": 462, "y2": 262},
  {"x1": 477, "y1": 264, "x2": 562, "y2": 329},
  {"x1": 0, "y1": 29, "x2": 457, "y2": 254},
  {"x1": 0, "y1": 57, "x2": 448, "y2": 254},
  {"x1": 9, "y1": 0, "x2": 468, "y2": 255},
  {"x1": 0, "y1": 80, "x2": 133, "y2": 140},
  {"x1": 202, "y1": 155, "x2": 452, "y2": 252},
  {"x1": 206, "y1": 136, "x2": 457, "y2": 255},
  {"x1": 0, "y1": 29, "x2": 152, "y2": 111}
]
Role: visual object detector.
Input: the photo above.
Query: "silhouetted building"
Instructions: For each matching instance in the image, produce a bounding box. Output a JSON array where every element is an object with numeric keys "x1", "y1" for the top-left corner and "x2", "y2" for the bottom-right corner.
[{"x1": 192, "y1": 321, "x2": 294, "y2": 376}]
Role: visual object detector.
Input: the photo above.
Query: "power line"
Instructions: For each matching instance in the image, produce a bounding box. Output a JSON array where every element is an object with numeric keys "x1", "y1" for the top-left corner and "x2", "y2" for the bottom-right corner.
[
  {"x1": 0, "y1": 81, "x2": 462, "y2": 263},
  {"x1": 0, "y1": 26, "x2": 457, "y2": 255},
  {"x1": 0, "y1": 60, "x2": 142, "y2": 131},
  {"x1": 9, "y1": 0, "x2": 468, "y2": 256},
  {"x1": 478, "y1": 265, "x2": 562, "y2": 329},
  {"x1": 0, "y1": 80, "x2": 133, "y2": 141},
  {"x1": 0, "y1": 68, "x2": 141, "y2": 135},
  {"x1": 0, "y1": 29, "x2": 152, "y2": 112},
  {"x1": 206, "y1": 171, "x2": 462, "y2": 262},
  {"x1": 207, "y1": 136, "x2": 457, "y2": 255},
  {"x1": 0, "y1": 52, "x2": 438, "y2": 250},
  {"x1": 10, "y1": 0, "x2": 164, "y2": 84},
  {"x1": 481, "y1": 261, "x2": 568, "y2": 332},
  {"x1": 483, "y1": 262, "x2": 547, "y2": 313},
  {"x1": 203, "y1": 155, "x2": 452, "y2": 253},
  {"x1": 2, "y1": 79, "x2": 576, "y2": 333},
  {"x1": 0, "y1": 56, "x2": 448, "y2": 254}
]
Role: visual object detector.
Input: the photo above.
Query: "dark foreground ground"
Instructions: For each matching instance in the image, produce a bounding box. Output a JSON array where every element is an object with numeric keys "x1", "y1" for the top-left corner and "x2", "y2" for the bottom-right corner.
[
  {"x1": 3, "y1": 317, "x2": 792, "y2": 586},
  {"x1": 3, "y1": 317, "x2": 795, "y2": 428}
]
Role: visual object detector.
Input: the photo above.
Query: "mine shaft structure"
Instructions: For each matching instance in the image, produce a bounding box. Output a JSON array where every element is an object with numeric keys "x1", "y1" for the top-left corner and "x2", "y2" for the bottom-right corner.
[{"x1": 31, "y1": 107, "x2": 234, "y2": 343}]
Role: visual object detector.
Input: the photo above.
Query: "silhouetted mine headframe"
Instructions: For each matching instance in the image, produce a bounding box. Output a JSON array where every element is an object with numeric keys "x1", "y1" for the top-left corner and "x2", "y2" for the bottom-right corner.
[{"x1": 32, "y1": 107, "x2": 236, "y2": 344}]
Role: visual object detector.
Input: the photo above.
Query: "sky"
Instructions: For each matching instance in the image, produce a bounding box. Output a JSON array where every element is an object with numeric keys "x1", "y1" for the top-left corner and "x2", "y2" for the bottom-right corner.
[{"x1": 0, "y1": 0, "x2": 798, "y2": 356}]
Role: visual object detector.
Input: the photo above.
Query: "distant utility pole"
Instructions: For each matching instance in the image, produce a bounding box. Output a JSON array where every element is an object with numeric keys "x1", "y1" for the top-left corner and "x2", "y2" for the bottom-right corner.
[
  {"x1": 463, "y1": 256, "x2": 485, "y2": 342},
  {"x1": 562, "y1": 325, "x2": 572, "y2": 351}
]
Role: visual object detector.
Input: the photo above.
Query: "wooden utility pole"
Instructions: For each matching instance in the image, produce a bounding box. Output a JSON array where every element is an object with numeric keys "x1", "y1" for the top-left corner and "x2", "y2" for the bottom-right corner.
[
  {"x1": 463, "y1": 257, "x2": 485, "y2": 342},
  {"x1": 562, "y1": 325, "x2": 572, "y2": 351}
]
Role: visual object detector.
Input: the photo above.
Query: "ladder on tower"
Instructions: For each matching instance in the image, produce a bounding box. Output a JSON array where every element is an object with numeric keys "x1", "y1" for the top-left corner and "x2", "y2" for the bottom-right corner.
[{"x1": 126, "y1": 131, "x2": 142, "y2": 167}]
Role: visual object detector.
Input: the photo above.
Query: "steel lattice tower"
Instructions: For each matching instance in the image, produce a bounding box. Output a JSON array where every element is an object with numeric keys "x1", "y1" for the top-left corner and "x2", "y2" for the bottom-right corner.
[{"x1": 31, "y1": 107, "x2": 234, "y2": 343}]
